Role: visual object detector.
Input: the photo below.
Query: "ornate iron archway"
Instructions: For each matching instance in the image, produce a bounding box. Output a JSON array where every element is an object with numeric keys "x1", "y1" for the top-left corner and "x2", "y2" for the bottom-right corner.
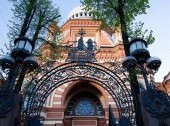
[
  {"x1": 23, "y1": 31, "x2": 135, "y2": 125},
  {"x1": 23, "y1": 62, "x2": 134, "y2": 124}
]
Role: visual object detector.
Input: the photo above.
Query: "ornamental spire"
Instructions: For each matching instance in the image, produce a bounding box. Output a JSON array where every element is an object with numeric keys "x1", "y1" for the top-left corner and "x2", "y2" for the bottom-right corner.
[{"x1": 78, "y1": 28, "x2": 86, "y2": 37}]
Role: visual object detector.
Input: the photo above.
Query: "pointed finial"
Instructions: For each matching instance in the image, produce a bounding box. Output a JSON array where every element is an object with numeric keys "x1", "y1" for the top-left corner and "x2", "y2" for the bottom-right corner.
[{"x1": 78, "y1": 28, "x2": 86, "y2": 37}]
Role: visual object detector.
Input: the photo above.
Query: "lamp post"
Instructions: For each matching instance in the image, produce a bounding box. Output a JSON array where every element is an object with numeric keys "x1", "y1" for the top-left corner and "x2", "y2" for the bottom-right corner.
[
  {"x1": 122, "y1": 38, "x2": 170, "y2": 126},
  {"x1": 122, "y1": 38, "x2": 161, "y2": 89},
  {"x1": 0, "y1": 37, "x2": 38, "y2": 125}
]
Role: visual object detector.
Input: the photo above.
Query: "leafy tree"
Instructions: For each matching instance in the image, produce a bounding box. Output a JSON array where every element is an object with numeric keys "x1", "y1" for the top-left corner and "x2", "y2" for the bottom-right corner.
[
  {"x1": 7, "y1": 0, "x2": 61, "y2": 54},
  {"x1": 128, "y1": 21, "x2": 155, "y2": 44},
  {"x1": 81, "y1": 0, "x2": 154, "y2": 55},
  {"x1": 2, "y1": 0, "x2": 62, "y2": 93}
]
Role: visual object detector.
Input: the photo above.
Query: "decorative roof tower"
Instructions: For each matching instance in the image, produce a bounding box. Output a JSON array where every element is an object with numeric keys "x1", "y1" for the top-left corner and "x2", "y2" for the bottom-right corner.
[{"x1": 59, "y1": 6, "x2": 125, "y2": 63}]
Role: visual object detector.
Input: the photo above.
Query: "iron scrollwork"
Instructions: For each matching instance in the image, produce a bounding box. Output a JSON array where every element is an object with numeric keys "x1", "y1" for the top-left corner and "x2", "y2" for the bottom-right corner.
[
  {"x1": 24, "y1": 31, "x2": 134, "y2": 125},
  {"x1": 142, "y1": 88, "x2": 170, "y2": 126},
  {"x1": 24, "y1": 62, "x2": 134, "y2": 124}
]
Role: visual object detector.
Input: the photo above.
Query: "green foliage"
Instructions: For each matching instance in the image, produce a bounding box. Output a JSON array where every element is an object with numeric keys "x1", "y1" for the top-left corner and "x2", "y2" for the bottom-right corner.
[
  {"x1": 81, "y1": 0, "x2": 149, "y2": 26},
  {"x1": 128, "y1": 21, "x2": 155, "y2": 45},
  {"x1": 7, "y1": 0, "x2": 61, "y2": 50},
  {"x1": 81, "y1": 0, "x2": 154, "y2": 45}
]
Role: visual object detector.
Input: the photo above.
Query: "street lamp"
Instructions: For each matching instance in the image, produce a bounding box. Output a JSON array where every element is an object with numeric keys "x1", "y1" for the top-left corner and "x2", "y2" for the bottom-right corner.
[
  {"x1": 12, "y1": 37, "x2": 34, "y2": 58},
  {"x1": 122, "y1": 38, "x2": 161, "y2": 89},
  {"x1": 0, "y1": 37, "x2": 38, "y2": 117},
  {"x1": 122, "y1": 38, "x2": 170, "y2": 126}
]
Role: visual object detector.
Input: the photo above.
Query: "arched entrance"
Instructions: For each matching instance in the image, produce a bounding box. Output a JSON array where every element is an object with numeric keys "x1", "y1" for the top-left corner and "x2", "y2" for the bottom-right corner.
[
  {"x1": 63, "y1": 81, "x2": 106, "y2": 126},
  {"x1": 24, "y1": 62, "x2": 134, "y2": 125}
]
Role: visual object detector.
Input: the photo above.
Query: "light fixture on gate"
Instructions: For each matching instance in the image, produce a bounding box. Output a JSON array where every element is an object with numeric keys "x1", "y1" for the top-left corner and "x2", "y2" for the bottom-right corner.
[
  {"x1": 122, "y1": 38, "x2": 161, "y2": 89},
  {"x1": 23, "y1": 56, "x2": 39, "y2": 70},
  {"x1": 129, "y1": 38, "x2": 150, "y2": 64},
  {"x1": 123, "y1": 38, "x2": 161, "y2": 69},
  {"x1": 0, "y1": 37, "x2": 38, "y2": 70},
  {"x1": 0, "y1": 37, "x2": 38, "y2": 91},
  {"x1": 0, "y1": 56, "x2": 15, "y2": 69},
  {"x1": 11, "y1": 37, "x2": 35, "y2": 61},
  {"x1": 146, "y1": 56, "x2": 161, "y2": 71}
]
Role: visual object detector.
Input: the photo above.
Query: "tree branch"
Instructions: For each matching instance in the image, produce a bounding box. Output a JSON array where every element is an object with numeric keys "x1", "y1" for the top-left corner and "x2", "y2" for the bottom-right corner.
[
  {"x1": 107, "y1": 0, "x2": 116, "y2": 10},
  {"x1": 42, "y1": 15, "x2": 61, "y2": 27}
]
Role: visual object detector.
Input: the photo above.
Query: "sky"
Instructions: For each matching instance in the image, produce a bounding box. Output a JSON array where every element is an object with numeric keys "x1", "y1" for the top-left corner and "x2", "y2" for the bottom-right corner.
[{"x1": 0, "y1": 0, "x2": 170, "y2": 82}]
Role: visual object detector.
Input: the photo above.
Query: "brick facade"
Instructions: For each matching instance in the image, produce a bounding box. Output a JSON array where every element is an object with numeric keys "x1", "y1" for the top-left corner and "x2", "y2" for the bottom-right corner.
[{"x1": 39, "y1": 6, "x2": 127, "y2": 126}]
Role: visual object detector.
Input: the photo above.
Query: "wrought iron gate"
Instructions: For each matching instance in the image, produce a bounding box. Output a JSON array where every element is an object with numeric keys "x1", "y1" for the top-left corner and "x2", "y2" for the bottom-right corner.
[
  {"x1": 23, "y1": 32, "x2": 135, "y2": 125},
  {"x1": 23, "y1": 62, "x2": 134, "y2": 125}
]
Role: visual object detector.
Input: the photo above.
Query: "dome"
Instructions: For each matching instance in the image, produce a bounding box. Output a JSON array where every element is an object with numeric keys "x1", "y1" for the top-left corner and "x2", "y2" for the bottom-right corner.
[{"x1": 67, "y1": 6, "x2": 93, "y2": 20}]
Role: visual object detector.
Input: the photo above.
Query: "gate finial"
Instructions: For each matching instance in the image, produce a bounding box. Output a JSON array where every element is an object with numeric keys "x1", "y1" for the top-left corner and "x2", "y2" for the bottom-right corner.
[
  {"x1": 78, "y1": 28, "x2": 86, "y2": 37},
  {"x1": 66, "y1": 28, "x2": 97, "y2": 63}
]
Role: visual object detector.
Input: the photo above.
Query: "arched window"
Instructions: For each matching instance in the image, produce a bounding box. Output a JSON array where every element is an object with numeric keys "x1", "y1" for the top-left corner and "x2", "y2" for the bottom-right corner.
[
  {"x1": 75, "y1": 99, "x2": 94, "y2": 116},
  {"x1": 65, "y1": 91, "x2": 104, "y2": 116}
]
